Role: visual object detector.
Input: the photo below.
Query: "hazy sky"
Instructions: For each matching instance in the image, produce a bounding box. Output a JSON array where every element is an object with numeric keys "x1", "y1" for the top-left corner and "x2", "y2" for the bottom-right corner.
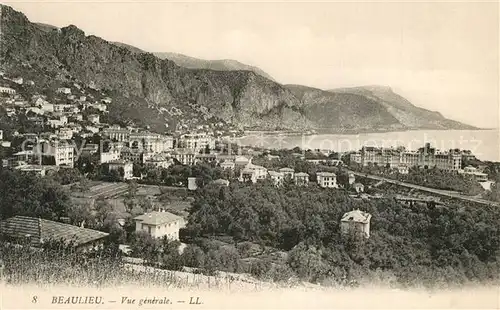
[{"x1": 4, "y1": 0, "x2": 499, "y2": 128}]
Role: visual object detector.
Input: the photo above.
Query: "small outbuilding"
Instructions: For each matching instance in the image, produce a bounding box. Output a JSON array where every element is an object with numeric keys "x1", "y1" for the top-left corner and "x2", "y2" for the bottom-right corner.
[
  {"x1": 353, "y1": 182, "x2": 365, "y2": 193},
  {"x1": 212, "y1": 178, "x2": 230, "y2": 187},
  {"x1": 187, "y1": 177, "x2": 198, "y2": 191}
]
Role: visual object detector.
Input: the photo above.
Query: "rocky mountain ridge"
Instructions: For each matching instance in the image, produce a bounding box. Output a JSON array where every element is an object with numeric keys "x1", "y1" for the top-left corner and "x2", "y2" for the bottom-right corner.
[
  {"x1": 154, "y1": 52, "x2": 277, "y2": 82},
  {"x1": 110, "y1": 43, "x2": 277, "y2": 82},
  {"x1": 0, "y1": 5, "x2": 477, "y2": 134}
]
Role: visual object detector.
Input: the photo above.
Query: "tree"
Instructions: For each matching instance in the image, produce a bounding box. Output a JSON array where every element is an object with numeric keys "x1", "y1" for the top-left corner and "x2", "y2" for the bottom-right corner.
[
  {"x1": 287, "y1": 243, "x2": 330, "y2": 283},
  {"x1": 133, "y1": 163, "x2": 144, "y2": 178},
  {"x1": 486, "y1": 182, "x2": 500, "y2": 202},
  {"x1": 127, "y1": 181, "x2": 138, "y2": 199},
  {"x1": 95, "y1": 199, "x2": 115, "y2": 228},
  {"x1": 158, "y1": 237, "x2": 183, "y2": 270},
  {"x1": 67, "y1": 201, "x2": 95, "y2": 227},
  {"x1": 180, "y1": 162, "x2": 500, "y2": 287},
  {"x1": 108, "y1": 169, "x2": 122, "y2": 182},
  {"x1": 181, "y1": 244, "x2": 206, "y2": 268},
  {"x1": 71, "y1": 176, "x2": 91, "y2": 193},
  {"x1": 129, "y1": 231, "x2": 160, "y2": 263},
  {"x1": 336, "y1": 170, "x2": 350, "y2": 189},
  {"x1": 0, "y1": 169, "x2": 71, "y2": 220},
  {"x1": 107, "y1": 223, "x2": 127, "y2": 244},
  {"x1": 53, "y1": 168, "x2": 82, "y2": 185},
  {"x1": 138, "y1": 197, "x2": 154, "y2": 213},
  {"x1": 144, "y1": 167, "x2": 161, "y2": 184}
]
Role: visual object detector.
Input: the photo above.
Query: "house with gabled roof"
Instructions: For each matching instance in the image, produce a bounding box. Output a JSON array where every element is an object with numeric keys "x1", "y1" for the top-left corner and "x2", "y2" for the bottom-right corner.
[
  {"x1": 133, "y1": 210, "x2": 186, "y2": 240},
  {"x1": 0, "y1": 216, "x2": 109, "y2": 251},
  {"x1": 220, "y1": 160, "x2": 235, "y2": 170},
  {"x1": 239, "y1": 162, "x2": 268, "y2": 183},
  {"x1": 279, "y1": 167, "x2": 295, "y2": 180},
  {"x1": 316, "y1": 171, "x2": 337, "y2": 188},
  {"x1": 234, "y1": 156, "x2": 251, "y2": 167},
  {"x1": 294, "y1": 172, "x2": 309, "y2": 186}
]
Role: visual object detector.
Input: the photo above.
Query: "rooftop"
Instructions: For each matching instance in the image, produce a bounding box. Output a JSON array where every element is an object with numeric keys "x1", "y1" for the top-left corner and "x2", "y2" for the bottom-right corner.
[
  {"x1": 14, "y1": 165, "x2": 58, "y2": 171},
  {"x1": 241, "y1": 167, "x2": 255, "y2": 174},
  {"x1": 463, "y1": 166, "x2": 478, "y2": 172},
  {"x1": 245, "y1": 163, "x2": 266, "y2": 170},
  {"x1": 146, "y1": 154, "x2": 172, "y2": 162},
  {"x1": 279, "y1": 167, "x2": 295, "y2": 172},
  {"x1": 316, "y1": 171, "x2": 336, "y2": 177},
  {"x1": 212, "y1": 179, "x2": 230, "y2": 186},
  {"x1": 362, "y1": 146, "x2": 382, "y2": 152},
  {"x1": 108, "y1": 159, "x2": 131, "y2": 165},
  {"x1": 134, "y1": 211, "x2": 183, "y2": 226},
  {"x1": 0, "y1": 216, "x2": 109, "y2": 247},
  {"x1": 234, "y1": 156, "x2": 250, "y2": 163},
  {"x1": 268, "y1": 171, "x2": 284, "y2": 177},
  {"x1": 171, "y1": 148, "x2": 198, "y2": 155},
  {"x1": 13, "y1": 150, "x2": 35, "y2": 156},
  {"x1": 341, "y1": 209, "x2": 372, "y2": 224},
  {"x1": 295, "y1": 172, "x2": 310, "y2": 177}
]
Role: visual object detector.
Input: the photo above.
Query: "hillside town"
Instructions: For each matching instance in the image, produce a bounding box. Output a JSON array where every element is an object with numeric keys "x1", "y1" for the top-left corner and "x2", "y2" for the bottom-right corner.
[{"x1": 1, "y1": 46, "x2": 500, "y2": 289}]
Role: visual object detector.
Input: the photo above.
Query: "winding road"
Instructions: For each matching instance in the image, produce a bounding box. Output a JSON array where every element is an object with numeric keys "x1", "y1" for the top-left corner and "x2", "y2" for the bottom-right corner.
[{"x1": 348, "y1": 170, "x2": 499, "y2": 207}]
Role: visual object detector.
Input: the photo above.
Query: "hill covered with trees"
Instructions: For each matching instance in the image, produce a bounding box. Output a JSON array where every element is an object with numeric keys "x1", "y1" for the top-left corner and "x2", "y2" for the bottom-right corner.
[{"x1": 182, "y1": 181, "x2": 500, "y2": 287}]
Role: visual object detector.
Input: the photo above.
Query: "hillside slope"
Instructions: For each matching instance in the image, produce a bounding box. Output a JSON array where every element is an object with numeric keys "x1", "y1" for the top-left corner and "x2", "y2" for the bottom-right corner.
[
  {"x1": 111, "y1": 44, "x2": 277, "y2": 82},
  {"x1": 0, "y1": 5, "x2": 308, "y2": 132},
  {"x1": 286, "y1": 84, "x2": 404, "y2": 132},
  {"x1": 0, "y1": 5, "x2": 476, "y2": 134},
  {"x1": 330, "y1": 86, "x2": 477, "y2": 130}
]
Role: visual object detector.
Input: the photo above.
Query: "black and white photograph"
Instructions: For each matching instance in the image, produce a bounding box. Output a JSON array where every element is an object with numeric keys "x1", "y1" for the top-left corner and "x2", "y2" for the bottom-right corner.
[{"x1": 0, "y1": 1, "x2": 498, "y2": 309}]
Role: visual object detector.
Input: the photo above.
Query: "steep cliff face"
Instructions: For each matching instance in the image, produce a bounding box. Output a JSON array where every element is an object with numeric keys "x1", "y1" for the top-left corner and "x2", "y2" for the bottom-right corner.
[
  {"x1": 286, "y1": 85, "x2": 404, "y2": 131},
  {"x1": 0, "y1": 5, "x2": 308, "y2": 131},
  {"x1": 0, "y1": 5, "x2": 476, "y2": 133}
]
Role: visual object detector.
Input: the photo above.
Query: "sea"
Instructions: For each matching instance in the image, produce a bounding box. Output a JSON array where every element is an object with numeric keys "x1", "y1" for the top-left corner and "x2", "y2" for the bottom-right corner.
[{"x1": 236, "y1": 129, "x2": 500, "y2": 162}]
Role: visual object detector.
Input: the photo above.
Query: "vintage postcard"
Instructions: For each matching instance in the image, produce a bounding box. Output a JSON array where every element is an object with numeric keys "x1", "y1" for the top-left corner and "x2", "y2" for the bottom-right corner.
[{"x1": 0, "y1": 0, "x2": 499, "y2": 309}]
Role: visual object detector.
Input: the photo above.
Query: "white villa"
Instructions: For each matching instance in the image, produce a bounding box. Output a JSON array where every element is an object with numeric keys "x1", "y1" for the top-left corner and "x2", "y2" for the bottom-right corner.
[
  {"x1": 134, "y1": 210, "x2": 186, "y2": 240},
  {"x1": 459, "y1": 166, "x2": 488, "y2": 182},
  {"x1": 239, "y1": 161, "x2": 268, "y2": 183},
  {"x1": 316, "y1": 172, "x2": 338, "y2": 188}
]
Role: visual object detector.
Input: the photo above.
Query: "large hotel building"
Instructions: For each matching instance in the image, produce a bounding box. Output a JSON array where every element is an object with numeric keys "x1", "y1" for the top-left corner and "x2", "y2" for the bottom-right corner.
[
  {"x1": 102, "y1": 126, "x2": 174, "y2": 153},
  {"x1": 176, "y1": 133, "x2": 215, "y2": 152},
  {"x1": 350, "y1": 143, "x2": 463, "y2": 171}
]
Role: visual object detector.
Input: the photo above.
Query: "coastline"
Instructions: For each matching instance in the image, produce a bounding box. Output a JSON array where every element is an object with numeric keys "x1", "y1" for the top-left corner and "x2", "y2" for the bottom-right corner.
[
  {"x1": 242, "y1": 127, "x2": 493, "y2": 138},
  {"x1": 235, "y1": 128, "x2": 499, "y2": 161}
]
